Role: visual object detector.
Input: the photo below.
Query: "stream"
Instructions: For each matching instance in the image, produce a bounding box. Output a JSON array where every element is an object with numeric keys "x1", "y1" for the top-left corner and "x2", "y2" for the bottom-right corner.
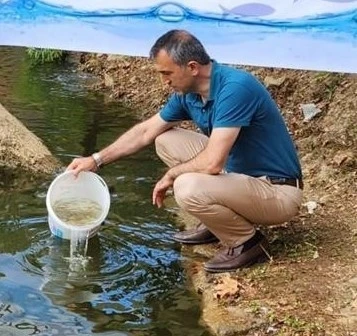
[{"x1": 0, "y1": 47, "x2": 210, "y2": 336}]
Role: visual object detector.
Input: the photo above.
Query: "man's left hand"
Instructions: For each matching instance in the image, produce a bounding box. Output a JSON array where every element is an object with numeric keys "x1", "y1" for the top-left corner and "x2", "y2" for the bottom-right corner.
[{"x1": 152, "y1": 174, "x2": 174, "y2": 208}]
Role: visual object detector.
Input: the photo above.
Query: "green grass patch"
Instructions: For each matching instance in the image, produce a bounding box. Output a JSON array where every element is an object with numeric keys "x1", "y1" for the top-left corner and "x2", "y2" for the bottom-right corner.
[{"x1": 26, "y1": 48, "x2": 68, "y2": 64}]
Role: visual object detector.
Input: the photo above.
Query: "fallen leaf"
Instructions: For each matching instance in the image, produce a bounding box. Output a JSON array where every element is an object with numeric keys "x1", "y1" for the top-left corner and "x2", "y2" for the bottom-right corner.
[{"x1": 213, "y1": 276, "x2": 239, "y2": 299}]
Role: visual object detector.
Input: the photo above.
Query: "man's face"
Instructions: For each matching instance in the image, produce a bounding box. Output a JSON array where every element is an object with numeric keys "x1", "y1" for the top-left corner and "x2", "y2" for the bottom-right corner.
[{"x1": 154, "y1": 50, "x2": 197, "y2": 94}]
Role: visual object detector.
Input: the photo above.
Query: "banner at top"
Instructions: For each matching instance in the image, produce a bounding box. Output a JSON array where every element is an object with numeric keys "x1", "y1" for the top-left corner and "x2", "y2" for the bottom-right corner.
[{"x1": 1, "y1": 0, "x2": 357, "y2": 73}]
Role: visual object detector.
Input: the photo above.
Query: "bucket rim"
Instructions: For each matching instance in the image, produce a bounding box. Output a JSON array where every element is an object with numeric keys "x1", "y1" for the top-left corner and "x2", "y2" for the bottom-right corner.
[{"x1": 46, "y1": 170, "x2": 110, "y2": 231}]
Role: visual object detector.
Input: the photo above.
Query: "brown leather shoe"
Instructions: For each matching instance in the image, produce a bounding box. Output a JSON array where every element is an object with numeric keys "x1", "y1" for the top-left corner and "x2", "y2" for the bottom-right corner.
[
  {"x1": 204, "y1": 230, "x2": 269, "y2": 273},
  {"x1": 173, "y1": 223, "x2": 219, "y2": 244}
]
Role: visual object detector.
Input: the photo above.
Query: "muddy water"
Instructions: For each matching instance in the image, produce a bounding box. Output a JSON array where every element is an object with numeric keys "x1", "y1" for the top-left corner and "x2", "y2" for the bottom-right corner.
[
  {"x1": 0, "y1": 48, "x2": 210, "y2": 336},
  {"x1": 52, "y1": 198, "x2": 103, "y2": 226}
]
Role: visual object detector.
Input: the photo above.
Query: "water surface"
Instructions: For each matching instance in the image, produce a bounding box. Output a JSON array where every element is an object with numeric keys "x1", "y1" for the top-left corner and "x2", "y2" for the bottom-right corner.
[{"x1": 0, "y1": 47, "x2": 210, "y2": 336}]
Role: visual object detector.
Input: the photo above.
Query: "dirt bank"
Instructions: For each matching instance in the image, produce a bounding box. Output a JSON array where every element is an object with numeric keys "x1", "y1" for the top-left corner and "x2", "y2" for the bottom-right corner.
[
  {"x1": 80, "y1": 54, "x2": 357, "y2": 335},
  {"x1": 0, "y1": 103, "x2": 60, "y2": 181}
]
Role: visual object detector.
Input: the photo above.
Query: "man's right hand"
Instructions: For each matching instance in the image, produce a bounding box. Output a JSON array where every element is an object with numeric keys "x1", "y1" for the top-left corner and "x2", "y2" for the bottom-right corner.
[{"x1": 66, "y1": 156, "x2": 98, "y2": 177}]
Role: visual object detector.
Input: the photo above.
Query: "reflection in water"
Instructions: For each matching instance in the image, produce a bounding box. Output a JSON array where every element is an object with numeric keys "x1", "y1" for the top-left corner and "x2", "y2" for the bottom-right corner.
[
  {"x1": 0, "y1": 270, "x2": 92, "y2": 335},
  {"x1": 0, "y1": 47, "x2": 210, "y2": 335}
]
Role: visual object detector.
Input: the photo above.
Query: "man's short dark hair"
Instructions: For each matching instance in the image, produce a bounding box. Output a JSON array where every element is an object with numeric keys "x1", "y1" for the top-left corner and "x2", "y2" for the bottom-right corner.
[{"x1": 149, "y1": 30, "x2": 211, "y2": 66}]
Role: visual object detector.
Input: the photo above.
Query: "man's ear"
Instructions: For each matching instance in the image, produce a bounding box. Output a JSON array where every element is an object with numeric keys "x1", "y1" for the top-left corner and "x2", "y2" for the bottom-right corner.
[{"x1": 187, "y1": 61, "x2": 199, "y2": 75}]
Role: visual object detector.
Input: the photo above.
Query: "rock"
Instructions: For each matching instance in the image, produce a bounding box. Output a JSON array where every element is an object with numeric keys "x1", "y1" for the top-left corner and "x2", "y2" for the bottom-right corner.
[
  {"x1": 319, "y1": 195, "x2": 331, "y2": 205},
  {"x1": 264, "y1": 75, "x2": 286, "y2": 87},
  {"x1": 303, "y1": 201, "x2": 318, "y2": 214},
  {"x1": 348, "y1": 277, "x2": 357, "y2": 287},
  {"x1": 104, "y1": 73, "x2": 115, "y2": 88},
  {"x1": 106, "y1": 54, "x2": 125, "y2": 62},
  {"x1": 333, "y1": 150, "x2": 355, "y2": 167},
  {"x1": 0, "y1": 103, "x2": 60, "y2": 174}
]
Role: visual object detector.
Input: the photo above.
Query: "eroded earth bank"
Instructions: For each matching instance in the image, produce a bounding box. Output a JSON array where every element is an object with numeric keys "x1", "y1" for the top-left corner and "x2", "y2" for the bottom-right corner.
[{"x1": 79, "y1": 54, "x2": 357, "y2": 336}]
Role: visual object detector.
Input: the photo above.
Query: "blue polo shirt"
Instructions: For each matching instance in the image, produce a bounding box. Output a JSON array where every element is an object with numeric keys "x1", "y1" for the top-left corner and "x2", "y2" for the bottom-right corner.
[{"x1": 160, "y1": 61, "x2": 302, "y2": 179}]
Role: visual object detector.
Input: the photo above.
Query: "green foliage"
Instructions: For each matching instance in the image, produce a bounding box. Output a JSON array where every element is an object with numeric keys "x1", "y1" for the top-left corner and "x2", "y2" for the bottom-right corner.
[
  {"x1": 248, "y1": 301, "x2": 261, "y2": 314},
  {"x1": 283, "y1": 315, "x2": 307, "y2": 330},
  {"x1": 26, "y1": 48, "x2": 67, "y2": 64}
]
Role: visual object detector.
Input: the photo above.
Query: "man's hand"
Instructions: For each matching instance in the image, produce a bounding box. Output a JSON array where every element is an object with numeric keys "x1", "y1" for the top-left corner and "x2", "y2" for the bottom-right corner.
[
  {"x1": 152, "y1": 174, "x2": 174, "y2": 208},
  {"x1": 66, "y1": 156, "x2": 98, "y2": 177}
]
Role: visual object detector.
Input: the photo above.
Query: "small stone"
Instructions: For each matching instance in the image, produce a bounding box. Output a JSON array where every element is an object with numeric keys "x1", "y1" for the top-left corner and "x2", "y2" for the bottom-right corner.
[
  {"x1": 319, "y1": 195, "x2": 330, "y2": 205},
  {"x1": 348, "y1": 277, "x2": 357, "y2": 286},
  {"x1": 267, "y1": 326, "x2": 279, "y2": 333},
  {"x1": 104, "y1": 73, "x2": 115, "y2": 87},
  {"x1": 264, "y1": 75, "x2": 286, "y2": 87},
  {"x1": 107, "y1": 54, "x2": 124, "y2": 62},
  {"x1": 303, "y1": 201, "x2": 318, "y2": 214},
  {"x1": 278, "y1": 298, "x2": 288, "y2": 306},
  {"x1": 326, "y1": 306, "x2": 334, "y2": 313}
]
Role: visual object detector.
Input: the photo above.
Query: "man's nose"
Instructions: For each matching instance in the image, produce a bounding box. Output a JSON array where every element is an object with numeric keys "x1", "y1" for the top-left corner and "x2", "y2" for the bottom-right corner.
[{"x1": 160, "y1": 75, "x2": 170, "y2": 86}]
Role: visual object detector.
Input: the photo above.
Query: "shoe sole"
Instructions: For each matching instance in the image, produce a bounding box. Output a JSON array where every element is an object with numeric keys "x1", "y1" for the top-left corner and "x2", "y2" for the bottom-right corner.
[
  {"x1": 173, "y1": 236, "x2": 219, "y2": 245},
  {"x1": 204, "y1": 254, "x2": 269, "y2": 273}
]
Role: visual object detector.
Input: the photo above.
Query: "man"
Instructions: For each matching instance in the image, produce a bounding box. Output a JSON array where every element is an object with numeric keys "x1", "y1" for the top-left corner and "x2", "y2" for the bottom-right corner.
[{"x1": 67, "y1": 29, "x2": 303, "y2": 273}]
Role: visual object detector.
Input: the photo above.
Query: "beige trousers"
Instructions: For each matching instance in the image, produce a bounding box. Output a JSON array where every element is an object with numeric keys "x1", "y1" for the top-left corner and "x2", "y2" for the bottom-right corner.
[{"x1": 155, "y1": 128, "x2": 303, "y2": 247}]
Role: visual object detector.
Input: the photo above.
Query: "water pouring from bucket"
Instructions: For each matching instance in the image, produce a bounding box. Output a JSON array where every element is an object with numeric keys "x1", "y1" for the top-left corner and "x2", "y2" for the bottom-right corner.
[
  {"x1": 46, "y1": 170, "x2": 110, "y2": 240},
  {"x1": 46, "y1": 171, "x2": 110, "y2": 269}
]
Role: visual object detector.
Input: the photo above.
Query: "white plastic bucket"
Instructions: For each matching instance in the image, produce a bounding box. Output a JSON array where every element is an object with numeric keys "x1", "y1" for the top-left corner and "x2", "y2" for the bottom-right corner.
[{"x1": 46, "y1": 171, "x2": 110, "y2": 240}]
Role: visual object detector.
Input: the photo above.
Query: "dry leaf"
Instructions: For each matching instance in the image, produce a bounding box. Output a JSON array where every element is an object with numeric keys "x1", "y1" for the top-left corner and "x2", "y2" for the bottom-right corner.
[
  {"x1": 214, "y1": 276, "x2": 239, "y2": 299},
  {"x1": 333, "y1": 151, "x2": 354, "y2": 167}
]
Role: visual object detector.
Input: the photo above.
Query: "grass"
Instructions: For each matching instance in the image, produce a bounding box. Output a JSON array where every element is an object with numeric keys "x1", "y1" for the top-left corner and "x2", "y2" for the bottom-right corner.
[{"x1": 26, "y1": 48, "x2": 67, "y2": 64}]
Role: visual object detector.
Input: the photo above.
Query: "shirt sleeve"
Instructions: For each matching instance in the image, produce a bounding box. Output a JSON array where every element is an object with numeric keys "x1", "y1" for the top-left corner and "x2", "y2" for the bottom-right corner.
[
  {"x1": 213, "y1": 82, "x2": 258, "y2": 128},
  {"x1": 159, "y1": 93, "x2": 190, "y2": 122}
]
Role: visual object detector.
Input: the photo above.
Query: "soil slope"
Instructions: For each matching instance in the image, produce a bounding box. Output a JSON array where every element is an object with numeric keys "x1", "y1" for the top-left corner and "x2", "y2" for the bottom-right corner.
[
  {"x1": 0, "y1": 103, "x2": 60, "y2": 182},
  {"x1": 80, "y1": 54, "x2": 357, "y2": 335}
]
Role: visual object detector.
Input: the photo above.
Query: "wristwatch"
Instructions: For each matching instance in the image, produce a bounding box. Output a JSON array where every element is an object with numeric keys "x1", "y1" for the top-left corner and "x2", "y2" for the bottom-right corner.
[{"x1": 92, "y1": 152, "x2": 103, "y2": 168}]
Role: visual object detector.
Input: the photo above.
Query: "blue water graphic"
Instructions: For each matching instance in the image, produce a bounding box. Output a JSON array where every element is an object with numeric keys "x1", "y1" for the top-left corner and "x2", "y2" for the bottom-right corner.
[
  {"x1": 1, "y1": 1, "x2": 357, "y2": 75},
  {"x1": 0, "y1": 0, "x2": 356, "y2": 32}
]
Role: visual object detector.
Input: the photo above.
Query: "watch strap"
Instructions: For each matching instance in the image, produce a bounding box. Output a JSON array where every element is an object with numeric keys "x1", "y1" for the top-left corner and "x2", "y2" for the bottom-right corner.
[{"x1": 92, "y1": 152, "x2": 103, "y2": 168}]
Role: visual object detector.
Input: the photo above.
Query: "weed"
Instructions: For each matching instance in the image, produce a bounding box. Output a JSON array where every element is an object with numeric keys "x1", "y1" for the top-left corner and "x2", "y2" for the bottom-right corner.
[
  {"x1": 313, "y1": 72, "x2": 344, "y2": 101},
  {"x1": 278, "y1": 315, "x2": 324, "y2": 334},
  {"x1": 247, "y1": 263, "x2": 269, "y2": 280},
  {"x1": 249, "y1": 301, "x2": 261, "y2": 314},
  {"x1": 284, "y1": 315, "x2": 307, "y2": 330},
  {"x1": 26, "y1": 48, "x2": 67, "y2": 64}
]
